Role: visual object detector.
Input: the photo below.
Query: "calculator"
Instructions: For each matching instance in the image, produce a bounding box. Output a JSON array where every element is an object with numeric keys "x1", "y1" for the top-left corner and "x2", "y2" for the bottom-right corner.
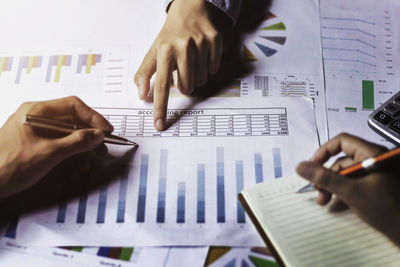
[{"x1": 368, "y1": 91, "x2": 400, "y2": 144}]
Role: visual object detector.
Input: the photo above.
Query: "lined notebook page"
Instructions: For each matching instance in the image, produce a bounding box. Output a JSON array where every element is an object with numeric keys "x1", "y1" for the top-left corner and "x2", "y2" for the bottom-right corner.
[{"x1": 243, "y1": 174, "x2": 400, "y2": 267}]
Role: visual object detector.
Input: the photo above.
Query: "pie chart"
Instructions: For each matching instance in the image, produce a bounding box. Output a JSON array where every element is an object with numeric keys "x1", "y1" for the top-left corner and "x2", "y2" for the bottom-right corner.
[{"x1": 242, "y1": 12, "x2": 287, "y2": 62}]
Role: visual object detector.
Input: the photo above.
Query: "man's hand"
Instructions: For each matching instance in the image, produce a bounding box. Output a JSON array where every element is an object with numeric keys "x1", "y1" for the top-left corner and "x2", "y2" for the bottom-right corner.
[
  {"x1": 0, "y1": 96, "x2": 113, "y2": 198},
  {"x1": 296, "y1": 133, "x2": 400, "y2": 246},
  {"x1": 134, "y1": 0, "x2": 223, "y2": 130}
]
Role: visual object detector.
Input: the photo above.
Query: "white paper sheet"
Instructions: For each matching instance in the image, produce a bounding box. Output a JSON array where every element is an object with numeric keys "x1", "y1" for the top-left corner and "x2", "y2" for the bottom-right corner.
[
  {"x1": 321, "y1": 0, "x2": 400, "y2": 146},
  {"x1": 0, "y1": 238, "x2": 138, "y2": 267},
  {"x1": 15, "y1": 97, "x2": 320, "y2": 246},
  {"x1": 0, "y1": 0, "x2": 327, "y2": 143},
  {"x1": 243, "y1": 175, "x2": 400, "y2": 266},
  {"x1": 221, "y1": 0, "x2": 328, "y2": 142}
]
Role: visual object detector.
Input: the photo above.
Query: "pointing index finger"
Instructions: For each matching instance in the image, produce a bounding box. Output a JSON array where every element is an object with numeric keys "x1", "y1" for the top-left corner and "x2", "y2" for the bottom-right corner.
[{"x1": 153, "y1": 46, "x2": 175, "y2": 131}]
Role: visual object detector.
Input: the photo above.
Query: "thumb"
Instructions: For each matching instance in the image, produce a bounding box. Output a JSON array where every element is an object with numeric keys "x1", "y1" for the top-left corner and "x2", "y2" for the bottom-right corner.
[
  {"x1": 296, "y1": 161, "x2": 355, "y2": 203},
  {"x1": 50, "y1": 129, "x2": 104, "y2": 159}
]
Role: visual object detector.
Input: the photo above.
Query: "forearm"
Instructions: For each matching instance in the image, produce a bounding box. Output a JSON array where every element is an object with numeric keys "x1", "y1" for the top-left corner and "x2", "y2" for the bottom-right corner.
[{"x1": 0, "y1": 151, "x2": 19, "y2": 198}]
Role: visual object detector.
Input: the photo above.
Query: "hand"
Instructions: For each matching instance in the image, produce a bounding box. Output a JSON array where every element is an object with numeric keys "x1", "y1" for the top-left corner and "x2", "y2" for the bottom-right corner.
[
  {"x1": 134, "y1": 0, "x2": 223, "y2": 130},
  {"x1": 296, "y1": 133, "x2": 400, "y2": 246},
  {"x1": 0, "y1": 96, "x2": 113, "y2": 198}
]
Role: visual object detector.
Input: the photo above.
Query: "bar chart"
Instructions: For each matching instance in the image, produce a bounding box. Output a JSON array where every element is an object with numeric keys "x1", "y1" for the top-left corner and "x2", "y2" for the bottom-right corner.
[
  {"x1": 0, "y1": 56, "x2": 13, "y2": 75},
  {"x1": 362, "y1": 80, "x2": 374, "y2": 110},
  {"x1": 45, "y1": 55, "x2": 72, "y2": 83},
  {"x1": 325, "y1": 72, "x2": 396, "y2": 145},
  {"x1": 15, "y1": 56, "x2": 43, "y2": 84},
  {"x1": 77, "y1": 54, "x2": 102, "y2": 74},
  {"x1": 50, "y1": 147, "x2": 284, "y2": 227},
  {"x1": 156, "y1": 150, "x2": 168, "y2": 223},
  {"x1": 16, "y1": 98, "x2": 319, "y2": 246},
  {"x1": 1, "y1": 46, "x2": 128, "y2": 95}
]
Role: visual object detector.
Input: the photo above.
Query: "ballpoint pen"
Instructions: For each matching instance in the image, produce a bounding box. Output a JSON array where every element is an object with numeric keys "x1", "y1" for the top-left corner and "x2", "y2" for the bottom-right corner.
[
  {"x1": 24, "y1": 114, "x2": 138, "y2": 147},
  {"x1": 297, "y1": 146, "x2": 400, "y2": 193}
]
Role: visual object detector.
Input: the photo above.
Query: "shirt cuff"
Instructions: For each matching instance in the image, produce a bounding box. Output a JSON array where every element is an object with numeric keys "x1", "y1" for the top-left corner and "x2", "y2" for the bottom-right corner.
[
  {"x1": 165, "y1": 0, "x2": 242, "y2": 25},
  {"x1": 205, "y1": 0, "x2": 242, "y2": 26}
]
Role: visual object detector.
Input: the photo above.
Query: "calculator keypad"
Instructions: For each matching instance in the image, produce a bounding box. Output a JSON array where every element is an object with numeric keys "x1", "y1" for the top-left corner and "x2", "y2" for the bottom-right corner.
[
  {"x1": 390, "y1": 120, "x2": 400, "y2": 134},
  {"x1": 384, "y1": 103, "x2": 400, "y2": 117},
  {"x1": 368, "y1": 91, "x2": 400, "y2": 144},
  {"x1": 373, "y1": 111, "x2": 393, "y2": 125}
]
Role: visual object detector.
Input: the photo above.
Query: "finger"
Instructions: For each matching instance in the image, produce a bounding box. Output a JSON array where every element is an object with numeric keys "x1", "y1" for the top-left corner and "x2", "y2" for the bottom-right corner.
[
  {"x1": 49, "y1": 129, "x2": 105, "y2": 160},
  {"x1": 154, "y1": 45, "x2": 174, "y2": 131},
  {"x1": 296, "y1": 161, "x2": 356, "y2": 203},
  {"x1": 207, "y1": 30, "x2": 222, "y2": 74},
  {"x1": 28, "y1": 96, "x2": 113, "y2": 132},
  {"x1": 194, "y1": 38, "x2": 208, "y2": 86},
  {"x1": 134, "y1": 44, "x2": 157, "y2": 100},
  {"x1": 317, "y1": 189, "x2": 332, "y2": 206},
  {"x1": 311, "y1": 133, "x2": 387, "y2": 164},
  {"x1": 330, "y1": 156, "x2": 356, "y2": 172},
  {"x1": 176, "y1": 50, "x2": 195, "y2": 95},
  {"x1": 328, "y1": 197, "x2": 349, "y2": 212}
]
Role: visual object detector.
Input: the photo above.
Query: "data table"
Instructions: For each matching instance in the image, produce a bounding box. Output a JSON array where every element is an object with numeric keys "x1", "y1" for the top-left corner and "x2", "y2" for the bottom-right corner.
[{"x1": 98, "y1": 107, "x2": 289, "y2": 138}]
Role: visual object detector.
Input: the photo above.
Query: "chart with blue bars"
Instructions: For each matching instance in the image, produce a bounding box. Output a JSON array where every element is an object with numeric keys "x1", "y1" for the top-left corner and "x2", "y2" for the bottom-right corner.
[{"x1": 51, "y1": 146, "x2": 283, "y2": 227}]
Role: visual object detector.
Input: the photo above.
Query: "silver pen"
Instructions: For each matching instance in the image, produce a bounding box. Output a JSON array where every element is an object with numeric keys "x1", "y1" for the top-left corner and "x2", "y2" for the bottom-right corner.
[{"x1": 24, "y1": 114, "x2": 138, "y2": 147}]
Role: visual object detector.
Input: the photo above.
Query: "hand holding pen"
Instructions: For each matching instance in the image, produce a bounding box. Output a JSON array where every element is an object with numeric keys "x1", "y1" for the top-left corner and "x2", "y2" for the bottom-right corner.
[
  {"x1": 24, "y1": 115, "x2": 138, "y2": 147},
  {"x1": 296, "y1": 133, "x2": 400, "y2": 246},
  {"x1": 0, "y1": 97, "x2": 134, "y2": 199}
]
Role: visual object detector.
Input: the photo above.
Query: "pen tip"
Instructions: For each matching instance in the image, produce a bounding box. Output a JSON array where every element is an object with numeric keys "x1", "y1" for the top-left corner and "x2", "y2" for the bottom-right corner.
[
  {"x1": 296, "y1": 183, "x2": 315, "y2": 194},
  {"x1": 129, "y1": 141, "x2": 139, "y2": 147}
]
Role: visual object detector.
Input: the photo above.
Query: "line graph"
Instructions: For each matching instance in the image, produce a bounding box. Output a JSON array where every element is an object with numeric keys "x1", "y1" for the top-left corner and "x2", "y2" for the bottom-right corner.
[
  {"x1": 323, "y1": 58, "x2": 376, "y2": 67},
  {"x1": 322, "y1": 37, "x2": 376, "y2": 49},
  {"x1": 322, "y1": 47, "x2": 376, "y2": 58},
  {"x1": 322, "y1": 26, "x2": 376, "y2": 38},
  {"x1": 320, "y1": 16, "x2": 376, "y2": 25},
  {"x1": 321, "y1": 3, "x2": 394, "y2": 75}
]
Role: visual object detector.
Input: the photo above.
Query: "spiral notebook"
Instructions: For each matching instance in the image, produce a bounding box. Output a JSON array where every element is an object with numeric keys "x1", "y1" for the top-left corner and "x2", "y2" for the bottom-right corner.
[{"x1": 239, "y1": 174, "x2": 400, "y2": 267}]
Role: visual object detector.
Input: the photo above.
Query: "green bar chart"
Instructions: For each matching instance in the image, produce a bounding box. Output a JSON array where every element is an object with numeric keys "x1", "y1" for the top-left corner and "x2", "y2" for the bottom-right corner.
[{"x1": 362, "y1": 80, "x2": 374, "y2": 110}]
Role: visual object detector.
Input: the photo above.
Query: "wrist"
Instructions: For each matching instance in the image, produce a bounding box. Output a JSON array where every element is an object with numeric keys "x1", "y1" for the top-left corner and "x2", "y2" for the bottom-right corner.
[
  {"x1": 167, "y1": 0, "x2": 232, "y2": 30},
  {"x1": 0, "y1": 149, "x2": 19, "y2": 198},
  {"x1": 386, "y1": 213, "x2": 400, "y2": 247}
]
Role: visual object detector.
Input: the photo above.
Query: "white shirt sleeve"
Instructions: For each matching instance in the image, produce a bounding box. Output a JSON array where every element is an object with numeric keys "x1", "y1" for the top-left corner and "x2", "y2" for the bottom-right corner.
[{"x1": 165, "y1": 0, "x2": 242, "y2": 25}]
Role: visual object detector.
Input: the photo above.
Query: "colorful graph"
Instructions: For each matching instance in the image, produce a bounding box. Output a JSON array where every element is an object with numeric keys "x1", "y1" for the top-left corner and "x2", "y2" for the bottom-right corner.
[
  {"x1": 15, "y1": 56, "x2": 43, "y2": 84},
  {"x1": 62, "y1": 247, "x2": 134, "y2": 262},
  {"x1": 54, "y1": 147, "x2": 283, "y2": 225},
  {"x1": 77, "y1": 54, "x2": 102, "y2": 74},
  {"x1": 0, "y1": 57, "x2": 13, "y2": 75},
  {"x1": 243, "y1": 12, "x2": 287, "y2": 62},
  {"x1": 205, "y1": 247, "x2": 278, "y2": 267},
  {"x1": 362, "y1": 80, "x2": 374, "y2": 110},
  {"x1": 45, "y1": 55, "x2": 72, "y2": 83}
]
